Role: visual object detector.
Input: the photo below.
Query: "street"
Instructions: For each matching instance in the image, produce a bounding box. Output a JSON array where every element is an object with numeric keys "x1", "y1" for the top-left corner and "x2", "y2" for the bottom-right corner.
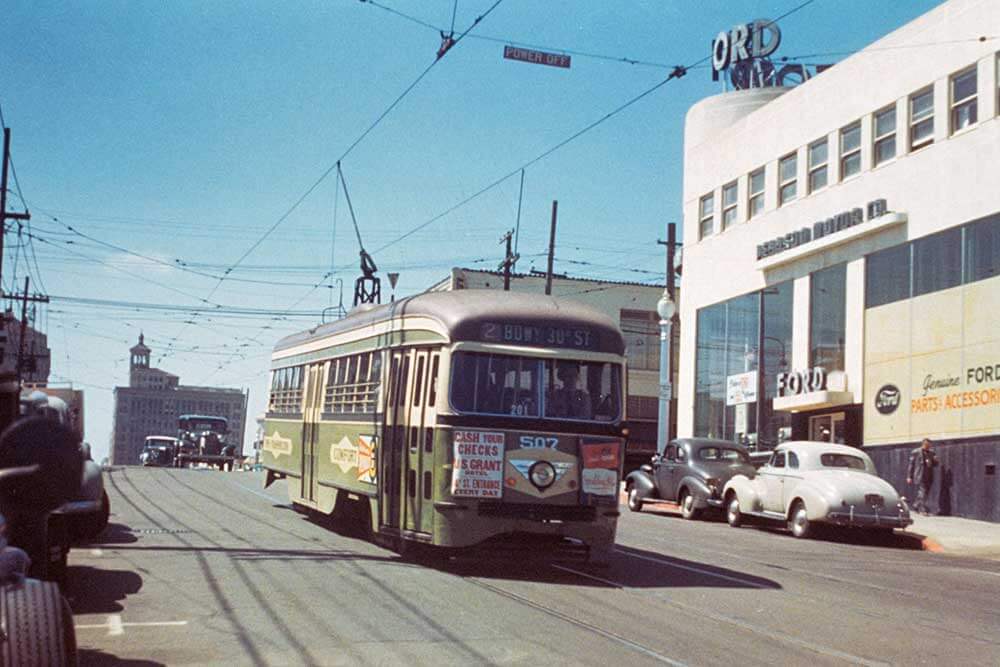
[{"x1": 69, "y1": 467, "x2": 1000, "y2": 666}]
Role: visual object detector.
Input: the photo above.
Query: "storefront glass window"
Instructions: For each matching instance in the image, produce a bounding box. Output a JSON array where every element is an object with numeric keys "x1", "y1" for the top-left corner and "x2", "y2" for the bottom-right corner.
[
  {"x1": 913, "y1": 227, "x2": 962, "y2": 297},
  {"x1": 964, "y1": 213, "x2": 1000, "y2": 284},
  {"x1": 866, "y1": 243, "x2": 911, "y2": 308},
  {"x1": 760, "y1": 281, "x2": 793, "y2": 446},
  {"x1": 810, "y1": 263, "x2": 846, "y2": 371}
]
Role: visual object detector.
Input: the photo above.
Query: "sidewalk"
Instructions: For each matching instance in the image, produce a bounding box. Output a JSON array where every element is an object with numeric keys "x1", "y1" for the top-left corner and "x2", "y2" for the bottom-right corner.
[{"x1": 902, "y1": 514, "x2": 1000, "y2": 560}]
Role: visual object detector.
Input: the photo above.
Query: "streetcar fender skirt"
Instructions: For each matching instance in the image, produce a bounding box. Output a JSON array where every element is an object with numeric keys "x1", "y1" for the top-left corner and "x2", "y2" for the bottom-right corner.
[
  {"x1": 624, "y1": 469, "x2": 656, "y2": 501},
  {"x1": 264, "y1": 469, "x2": 283, "y2": 488}
]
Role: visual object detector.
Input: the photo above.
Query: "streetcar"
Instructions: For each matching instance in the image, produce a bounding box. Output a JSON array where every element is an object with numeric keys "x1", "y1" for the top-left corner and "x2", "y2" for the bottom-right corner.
[{"x1": 261, "y1": 290, "x2": 627, "y2": 564}]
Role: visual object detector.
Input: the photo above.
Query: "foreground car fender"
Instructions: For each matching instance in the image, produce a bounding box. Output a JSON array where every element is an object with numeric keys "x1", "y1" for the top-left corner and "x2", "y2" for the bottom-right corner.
[{"x1": 677, "y1": 475, "x2": 714, "y2": 508}]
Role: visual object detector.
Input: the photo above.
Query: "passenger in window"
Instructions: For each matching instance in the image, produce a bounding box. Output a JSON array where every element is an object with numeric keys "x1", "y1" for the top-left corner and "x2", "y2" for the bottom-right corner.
[{"x1": 548, "y1": 362, "x2": 592, "y2": 419}]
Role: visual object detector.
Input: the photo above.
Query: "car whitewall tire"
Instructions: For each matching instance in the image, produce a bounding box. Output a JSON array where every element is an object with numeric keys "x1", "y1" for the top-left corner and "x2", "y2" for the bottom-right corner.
[
  {"x1": 726, "y1": 495, "x2": 742, "y2": 527},
  {"x1": 789, "y1": 502, "x2": 811, "y2": 539},
  {"x1": 626, "y1": 484, "x2": 643, "y2": 512}
]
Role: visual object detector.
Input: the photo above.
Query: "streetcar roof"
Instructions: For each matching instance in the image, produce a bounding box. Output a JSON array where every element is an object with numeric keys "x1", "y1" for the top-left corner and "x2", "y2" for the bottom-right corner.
[{"x1": 274, "y1": 290, "x2": 626, "y2": 355}]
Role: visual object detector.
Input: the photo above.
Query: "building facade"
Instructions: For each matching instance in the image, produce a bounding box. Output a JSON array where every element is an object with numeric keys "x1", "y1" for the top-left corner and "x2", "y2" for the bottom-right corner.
[
  {"x1": 111, "y1": 334, "x2": 248, "y2": 465},
  {"x1": 0, "y1": 313, "x2": 50, "y2": 384},
  {"x1": 429, "y1": 268, "x2": 676, "y2": 466},
  {"x1": 678, "y1": 0, "x2": 1000, "y2": 520}
]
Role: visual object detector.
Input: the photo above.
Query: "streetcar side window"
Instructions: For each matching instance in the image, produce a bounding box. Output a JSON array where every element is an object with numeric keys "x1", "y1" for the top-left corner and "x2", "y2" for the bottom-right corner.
[
  {"x1": 413, "y1": 356, "x2": 425, "y2": 407},
  {"x1": 269, "y1": 364, "x2": 304, "y2": 414},
  {"x1": 427, "y1": 354, "x2": 439, "y2": 409},
  {"x1": 323, "y1": 352, "x2": 380, "y2": 414}
]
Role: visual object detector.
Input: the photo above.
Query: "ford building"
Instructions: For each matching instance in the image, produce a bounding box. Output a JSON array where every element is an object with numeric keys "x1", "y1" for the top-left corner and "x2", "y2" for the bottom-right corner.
[{"x1": 677, "y1": 0, "x2": 1000, "y2": 521}]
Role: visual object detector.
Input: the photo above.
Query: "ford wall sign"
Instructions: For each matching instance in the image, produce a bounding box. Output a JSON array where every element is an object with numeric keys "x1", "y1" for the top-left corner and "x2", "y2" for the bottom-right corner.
[{"x1": 875, "y1": 384, "x2": 901, "y2": 414}]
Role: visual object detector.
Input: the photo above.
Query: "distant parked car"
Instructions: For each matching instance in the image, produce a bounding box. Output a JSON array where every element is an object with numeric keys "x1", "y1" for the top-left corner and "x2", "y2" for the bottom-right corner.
[
  {"x1": 722, "y1": 441, "x2": 912, "y2": 538},
  {"x1": 140, "y1": 436, "x2": 178, "y2": 467},
  {"x1": 624, "y1": 438, "x2": 755, "y2": 520}
]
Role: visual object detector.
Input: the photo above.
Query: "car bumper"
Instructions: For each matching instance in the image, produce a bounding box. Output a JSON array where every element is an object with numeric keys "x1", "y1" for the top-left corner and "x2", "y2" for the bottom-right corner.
[
  {"x1": 825, "y1": 509, "x2": 912, "y2": 528},
  {"x1": 706, "y1": 497, "x2": 725, "y2": 509}
]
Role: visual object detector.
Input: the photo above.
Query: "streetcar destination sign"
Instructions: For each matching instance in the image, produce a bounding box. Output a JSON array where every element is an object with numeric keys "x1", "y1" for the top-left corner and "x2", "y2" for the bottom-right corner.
[
  {"x1": 503, "y1": 45, "x2": 571, "y2": 69},
  {"x1": 480, "y1": 322, "x2": 596, "y2": 349}
]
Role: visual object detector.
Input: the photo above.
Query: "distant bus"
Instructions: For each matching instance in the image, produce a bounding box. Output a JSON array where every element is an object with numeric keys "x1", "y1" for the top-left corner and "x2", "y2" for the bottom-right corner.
[
  {"x1": 262, "y1": 291, "x2": 627, "y2": 564},
  {"x1": 176, "y1": 415, "x2": 236, "y2": 470}
]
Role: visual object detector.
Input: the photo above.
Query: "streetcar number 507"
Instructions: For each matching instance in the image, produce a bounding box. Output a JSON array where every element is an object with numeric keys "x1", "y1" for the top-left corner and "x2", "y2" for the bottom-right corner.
[{"x1": 520, "y1": 436, "x2": 559, "y2": 449}]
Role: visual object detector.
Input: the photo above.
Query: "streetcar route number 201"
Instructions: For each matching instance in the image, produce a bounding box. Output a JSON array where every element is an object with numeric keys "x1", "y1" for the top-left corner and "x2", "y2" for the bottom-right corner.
[{"x1": 520, "y1": 435, "x2": 559, "y2": 449}]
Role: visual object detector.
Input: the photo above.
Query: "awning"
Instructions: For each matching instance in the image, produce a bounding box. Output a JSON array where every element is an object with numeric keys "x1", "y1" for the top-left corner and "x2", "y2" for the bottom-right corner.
[{"x1": 773, "y1": 390, "x2": 855, "y2": 413}]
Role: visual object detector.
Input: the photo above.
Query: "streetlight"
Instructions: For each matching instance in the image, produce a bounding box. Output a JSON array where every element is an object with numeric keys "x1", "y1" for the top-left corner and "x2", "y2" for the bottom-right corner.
[{"x1": 656, "y1": 291, "x2": 676, "y2": 456}]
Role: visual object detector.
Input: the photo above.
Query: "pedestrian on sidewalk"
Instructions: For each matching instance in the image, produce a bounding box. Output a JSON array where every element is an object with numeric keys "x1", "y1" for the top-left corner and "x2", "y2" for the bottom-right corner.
[{"x1": 907, "y1": 438, "x2": 939, "y2": 515}]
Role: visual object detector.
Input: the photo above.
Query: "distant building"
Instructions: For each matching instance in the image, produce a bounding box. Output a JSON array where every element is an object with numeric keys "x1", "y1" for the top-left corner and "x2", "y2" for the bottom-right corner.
[
  {"x1": 0, "y1": 311, "x2": 50, "y2": 384},
  {"x1": 111, "y1": 334, "x2": 248, "y2": 465},
  {"x1": 428, "y1": 268, "x2": 677, "y2": 465}
]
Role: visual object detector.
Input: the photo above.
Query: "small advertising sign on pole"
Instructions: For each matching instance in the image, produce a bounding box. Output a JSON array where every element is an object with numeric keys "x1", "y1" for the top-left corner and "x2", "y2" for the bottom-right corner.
[{"x1": 726, "y1": 371, "x2": 758, "y2": 406}]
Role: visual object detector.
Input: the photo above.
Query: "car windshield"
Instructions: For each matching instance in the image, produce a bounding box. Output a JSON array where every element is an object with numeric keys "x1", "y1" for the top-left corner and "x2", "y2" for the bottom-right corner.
[
  {"x1": 820, "y1": 453, "x2": 868, "y2": 470},
  {"x1": 450, "y1": 352, "x2": 621, "y2": 422},
  {"x1": 698, "y1": 447, "x2": 749, "y2": 463}
]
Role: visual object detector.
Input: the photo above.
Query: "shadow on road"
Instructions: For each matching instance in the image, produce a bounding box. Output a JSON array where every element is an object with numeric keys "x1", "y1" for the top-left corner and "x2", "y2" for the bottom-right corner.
[
  {"x1": 79, "y1": 649, "x2": 165, "y2": 666},
  {"x1": 738, "y1": 522, "x2": 925, "y2": 550},
  {"x1": 65, "y1": 566, "x2": 143, "y2": 614},
  {"x1": 78, "y1": 522, "x2": 140, "y2": 545}
]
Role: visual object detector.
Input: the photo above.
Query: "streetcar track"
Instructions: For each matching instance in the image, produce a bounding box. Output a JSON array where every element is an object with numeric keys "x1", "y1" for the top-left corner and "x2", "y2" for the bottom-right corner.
[
  {"x1": 551, "y1": 564, "x2": 890, "y2": 667},
  {"x1": 464, "y1": 576, "x2": 688, "y2": 666},
  {"x1": 108, "y1": 469, "x2": 269, "y2": 667}
]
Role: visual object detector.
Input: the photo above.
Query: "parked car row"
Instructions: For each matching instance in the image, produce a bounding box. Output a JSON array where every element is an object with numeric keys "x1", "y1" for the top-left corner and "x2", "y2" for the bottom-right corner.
[{"x1": 625, "y1": 438, "x2": 912, "y2": 539}]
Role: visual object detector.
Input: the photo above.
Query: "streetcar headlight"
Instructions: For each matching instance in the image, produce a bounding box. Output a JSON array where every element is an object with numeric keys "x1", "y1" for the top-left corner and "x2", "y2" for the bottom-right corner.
[{"x1": 529, "y1": 461, "x2": 557, "y2": 489}]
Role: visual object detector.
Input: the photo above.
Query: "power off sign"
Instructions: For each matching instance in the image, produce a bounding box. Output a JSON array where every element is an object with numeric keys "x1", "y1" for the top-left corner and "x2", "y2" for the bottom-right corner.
[{"x1": 452, "y1": 430, "x2": 505, "y2": 498}]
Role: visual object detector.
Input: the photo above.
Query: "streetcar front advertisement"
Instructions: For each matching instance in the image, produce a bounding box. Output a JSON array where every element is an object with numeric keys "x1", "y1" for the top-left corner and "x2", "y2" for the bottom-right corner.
[{"x1": 451, "y1": 430, "x2": 505, "y2": 498}]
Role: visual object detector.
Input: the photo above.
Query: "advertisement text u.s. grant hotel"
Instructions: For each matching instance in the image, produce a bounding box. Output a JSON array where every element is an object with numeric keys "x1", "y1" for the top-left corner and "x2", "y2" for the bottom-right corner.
[{"x1": 677, "y1": 0, "x2": 1000, "y2": 521}]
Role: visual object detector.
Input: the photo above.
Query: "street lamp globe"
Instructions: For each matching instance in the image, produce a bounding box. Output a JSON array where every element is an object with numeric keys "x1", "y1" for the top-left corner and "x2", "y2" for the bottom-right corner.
[{"x1": 656, "y1": 292, "x2": 676, "y2": 321}]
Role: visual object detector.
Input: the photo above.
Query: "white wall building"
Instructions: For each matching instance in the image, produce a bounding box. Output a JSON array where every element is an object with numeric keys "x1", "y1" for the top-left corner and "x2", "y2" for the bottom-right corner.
[{"x1": 678, "y1": 0, "x2": 1000, "y2": 520}]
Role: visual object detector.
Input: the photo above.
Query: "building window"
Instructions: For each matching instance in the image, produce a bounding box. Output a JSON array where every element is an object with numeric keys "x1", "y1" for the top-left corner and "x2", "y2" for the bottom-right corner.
[
  {"x1": 620, "y1": 310, "x2": 659, "y2": 371},
  {"x1": 699, "y1": 193, "x2": 714, "y2": 240},
  {"x1": 950, "y1": 66, "x2": 977, "y2": 134},
  {"x1": 721, "y1": 181, "x2": 738, "y2": 230},
  {"x1": 839, "y1": 122, "x2": 861, "y2": 180},
  {"x1": 964, "y1": 213, "x2": 1000, "y2": 284},
  {"x1": 807, "y1": 138, "x2": 828, "y2": 193},
  {"x1": 873, "y1": 105, "x2": 896, "y2": 166},
  {"x1": 694, "y1": 294, "x2": 758, "y2": 441},
  {"x1": 748, "y1": 167, "x2": 765, "y2": 220},
  {"x1": 913, "y1": 227, "x2": 962, "y2": 297},
  {"x1": 909, "y1": 87, "x2": 934, "y2": 151},
  {"x1": 866, "y1": 243, "x2": 911, "y2": 308},
  {"x1": 810, "y1": 264, "x2": 846, "y2": 371},
  {"x1": 778, "y1": 153, "x2": 797, "y2": 206}
]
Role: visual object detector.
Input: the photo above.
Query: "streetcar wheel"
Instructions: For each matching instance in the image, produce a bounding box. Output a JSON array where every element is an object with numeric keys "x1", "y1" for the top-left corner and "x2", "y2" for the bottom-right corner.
[
  {"x1": 679, "y1": 490, "x2": 701, "y2": 520},
  {"x1": 626, "y1": 483, "x2": 643, "y2": 512},
  {"x1": 726, "y1": 494, "x2": 743, "y2": 527},
  {"x1": 789, "y1": 501, "x2": 811, "y2": 539}
]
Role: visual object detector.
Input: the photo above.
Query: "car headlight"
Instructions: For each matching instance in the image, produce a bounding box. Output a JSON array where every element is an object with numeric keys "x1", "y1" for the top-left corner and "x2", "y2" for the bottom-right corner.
[{"x1": 529, "y1": 461, "x2": 556, "y2": 489}]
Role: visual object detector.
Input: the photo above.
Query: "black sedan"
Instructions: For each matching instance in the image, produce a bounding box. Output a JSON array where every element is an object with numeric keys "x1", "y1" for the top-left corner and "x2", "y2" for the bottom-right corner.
[{"x1": 624, "y1": 438, "x2": 755, "y2": 520}]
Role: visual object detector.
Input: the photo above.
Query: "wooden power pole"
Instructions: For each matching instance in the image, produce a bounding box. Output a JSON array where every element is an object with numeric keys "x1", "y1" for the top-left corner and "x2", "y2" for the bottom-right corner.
[{"x1": 544, "y1": 200, "x2": 558, "y2": 296}]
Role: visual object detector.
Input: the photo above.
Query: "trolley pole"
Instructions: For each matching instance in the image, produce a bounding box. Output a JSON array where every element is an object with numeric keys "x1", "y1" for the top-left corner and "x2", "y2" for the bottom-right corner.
[
  {"x1": 498, "y1": 229, "x2": 518, "y2": 291},
  {"x1": 544, "y1": 200, "x2": 558, "y2": 296}
]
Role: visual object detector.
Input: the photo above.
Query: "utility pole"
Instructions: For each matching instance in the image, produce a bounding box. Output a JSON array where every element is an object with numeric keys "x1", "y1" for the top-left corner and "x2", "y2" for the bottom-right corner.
[
  {"x1": 497, "y1": 229, "x2": 518, "y2": 291},
  {"x1": 544, "y1": 200, "x2": 558, "y2": 296},
  {"x1": 1, "y1": 128, "x2": 32, "y2": 291},
  {"x1": 13, "y1": 277, "x2": 49, "y2": 386},
  {"x1": 656, "y1": 224, "x2": 678, "y2": 451}
]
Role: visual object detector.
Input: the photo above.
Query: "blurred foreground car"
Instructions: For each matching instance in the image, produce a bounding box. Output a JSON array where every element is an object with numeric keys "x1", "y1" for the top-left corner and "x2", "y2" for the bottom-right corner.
[
  {"x1": 722, "y1": 441, "x2": 911, "y2": 538},
  {"x1": 624, "y1": 438, "x2": 755, "y2": 519}
]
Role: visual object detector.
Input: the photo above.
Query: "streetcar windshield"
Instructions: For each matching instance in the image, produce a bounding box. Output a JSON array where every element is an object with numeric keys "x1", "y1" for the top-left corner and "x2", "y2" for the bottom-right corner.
[{"x1": 450, "y1": 352, "x2": 621, "y2": 421}]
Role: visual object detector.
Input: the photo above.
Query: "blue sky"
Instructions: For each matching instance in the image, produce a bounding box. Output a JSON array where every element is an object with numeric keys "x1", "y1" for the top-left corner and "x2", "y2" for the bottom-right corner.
[{"x1": 0, "y1": 0, "x2": 944, "y2": 460}]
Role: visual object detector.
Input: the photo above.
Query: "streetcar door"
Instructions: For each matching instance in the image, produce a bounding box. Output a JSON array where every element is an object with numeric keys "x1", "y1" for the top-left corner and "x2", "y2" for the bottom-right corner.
[
  {"x1": 300, "y1": 363, "x2": 324, "y2": 504},
  {"x1": 404, "y1": 349, "x2": 431, "y2": 534},
  {"x1": 380, "y1": 351, "x2": 409, "y2": 531}
]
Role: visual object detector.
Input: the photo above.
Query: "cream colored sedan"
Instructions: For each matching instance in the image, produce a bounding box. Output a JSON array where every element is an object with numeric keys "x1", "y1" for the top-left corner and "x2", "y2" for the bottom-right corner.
[{"x1": 721, "y1": 441, "x2": 911, "y2": 538}]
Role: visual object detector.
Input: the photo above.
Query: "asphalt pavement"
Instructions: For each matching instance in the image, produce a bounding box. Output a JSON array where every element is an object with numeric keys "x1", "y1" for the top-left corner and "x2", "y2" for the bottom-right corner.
[{"x1": 66, "y1": 468, "x2": 1000, "y2": 666}]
